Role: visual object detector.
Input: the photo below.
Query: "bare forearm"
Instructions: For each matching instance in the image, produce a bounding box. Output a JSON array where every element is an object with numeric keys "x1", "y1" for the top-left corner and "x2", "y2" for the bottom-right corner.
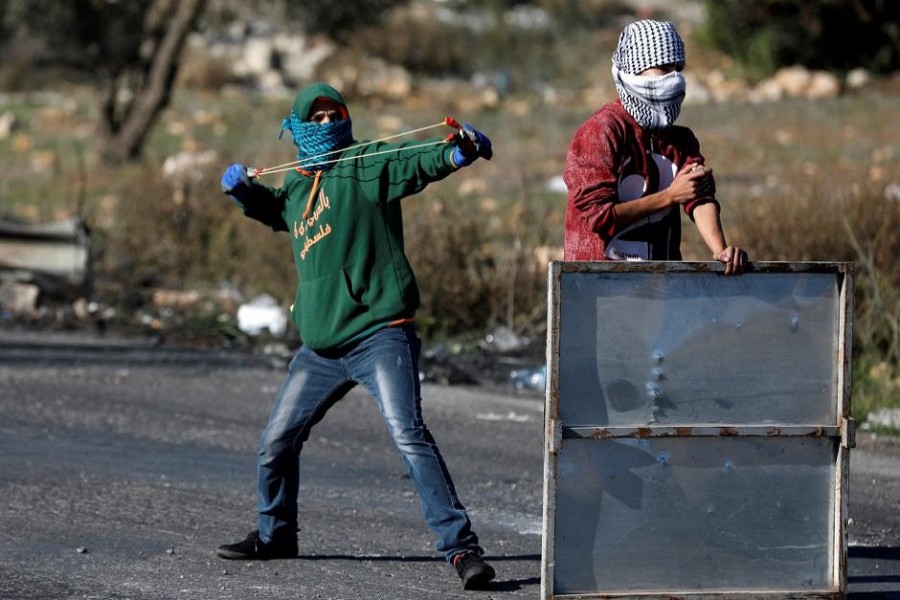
[
  {"x1": 692, "y1": 202, "x2": 728, "y2": 256},
  {"x1": 693, "y1": 202, "x2": 749, "y2": 275},
  {"x1": 613, "y1": 189, "x2": 675, "y2": 228}
]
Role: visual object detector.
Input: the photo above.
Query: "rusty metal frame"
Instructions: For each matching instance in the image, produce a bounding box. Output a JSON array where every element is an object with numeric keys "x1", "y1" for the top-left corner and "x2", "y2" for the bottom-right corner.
[{"x1": 541, "y1": 261, "x2": 854, "y2": 600}]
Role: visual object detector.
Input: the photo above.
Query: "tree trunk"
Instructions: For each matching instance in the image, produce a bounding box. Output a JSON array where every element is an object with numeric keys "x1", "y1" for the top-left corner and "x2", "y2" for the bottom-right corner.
[{"x1": 97, "y1": 0, "x2": 207, "y2": 164}]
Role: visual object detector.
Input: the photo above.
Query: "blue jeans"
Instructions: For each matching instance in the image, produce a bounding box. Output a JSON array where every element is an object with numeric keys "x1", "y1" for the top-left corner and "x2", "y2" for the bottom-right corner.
[{"x1": 256, "y1": 324, "x2": 481, "y2": 560}]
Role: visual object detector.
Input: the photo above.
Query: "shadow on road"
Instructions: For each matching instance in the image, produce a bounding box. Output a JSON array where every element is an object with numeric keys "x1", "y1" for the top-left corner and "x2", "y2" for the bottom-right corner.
[
  {"x1": 850, "y1": 546, "x2": 900, "y2": 560},
  {"x1": 297, "y1": 552, "x2": 540, "y2": 563},
  {"x1": 295, "y1": 553, "x2": 543, "y2": 592}
]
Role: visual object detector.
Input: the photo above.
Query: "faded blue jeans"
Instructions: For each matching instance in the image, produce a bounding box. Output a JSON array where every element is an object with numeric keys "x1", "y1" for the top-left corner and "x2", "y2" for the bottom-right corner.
[{"x1": 256, "y1": 323, "x2": 481, "y2": 560}]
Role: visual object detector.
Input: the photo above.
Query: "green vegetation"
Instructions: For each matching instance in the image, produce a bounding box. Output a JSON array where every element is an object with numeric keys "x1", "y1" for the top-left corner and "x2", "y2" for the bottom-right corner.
[{"x1": 701, "y1": 0, "x2": 900, "y2": 78}]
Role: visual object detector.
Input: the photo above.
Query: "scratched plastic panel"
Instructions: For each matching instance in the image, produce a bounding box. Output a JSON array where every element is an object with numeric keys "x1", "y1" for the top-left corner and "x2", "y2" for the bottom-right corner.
[
  {"x1": 554, "y1": 436, "x2": 835, "y2": 595},
  {"x1": 558, "y1": 272, "x2": 839, "y2": 426}
]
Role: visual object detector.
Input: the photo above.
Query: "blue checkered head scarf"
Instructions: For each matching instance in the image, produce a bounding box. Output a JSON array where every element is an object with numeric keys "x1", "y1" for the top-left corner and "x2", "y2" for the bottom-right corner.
[
  {"x1": 280, "y1": 83, "x2": 354, "y2": 171},
  {"x1": 611, "y1": 20, "x2": 687, "y2": 130}
]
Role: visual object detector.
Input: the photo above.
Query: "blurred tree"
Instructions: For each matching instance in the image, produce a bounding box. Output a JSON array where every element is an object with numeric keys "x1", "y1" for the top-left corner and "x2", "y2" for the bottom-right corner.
[
  {"x1": 702, "y1": 0, "x2": 900, "y2": 77},
  {"x1": 4, "y1": 0, "x2": 207, "y2": 164},
  {"x1": 2, "y1": 0, "x2": 416, "y2": 164}
]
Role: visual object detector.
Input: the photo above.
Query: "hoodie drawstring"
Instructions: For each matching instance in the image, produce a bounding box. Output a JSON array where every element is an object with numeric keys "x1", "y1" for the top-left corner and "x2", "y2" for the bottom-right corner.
[{"x1": 302, "y1": 170, "x2": 322, "y2": 220}]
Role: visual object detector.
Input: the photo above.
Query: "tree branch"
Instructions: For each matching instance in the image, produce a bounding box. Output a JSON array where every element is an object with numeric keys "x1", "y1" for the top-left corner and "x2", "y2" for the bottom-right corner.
[{"x1": 98, "y1": 0, "x2": 207, "y2": 163}]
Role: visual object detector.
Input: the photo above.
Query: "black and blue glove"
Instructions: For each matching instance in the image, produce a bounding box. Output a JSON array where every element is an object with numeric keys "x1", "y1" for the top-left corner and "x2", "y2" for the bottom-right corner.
[
  {"x1": 220, "y1": 163, "x2": 252, "y2": 201},
  {"x1": 451, "y1": 124, "x2": 493, "y2": 168}
]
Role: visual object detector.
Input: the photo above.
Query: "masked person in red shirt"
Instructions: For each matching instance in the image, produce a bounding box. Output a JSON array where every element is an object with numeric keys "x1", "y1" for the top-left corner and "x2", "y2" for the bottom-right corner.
[{"x1": 563, "y1": 20, "x2": 747, "y2": 275}]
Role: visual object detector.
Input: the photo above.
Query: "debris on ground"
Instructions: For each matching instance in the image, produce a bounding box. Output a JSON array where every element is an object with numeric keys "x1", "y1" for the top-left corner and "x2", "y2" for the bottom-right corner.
[
  {"x1": 236, "y1": 293, "x2": 288, "y2": 337},
  {"x1": 0, "y1": 216, "x2": 92, "y2": 310}
]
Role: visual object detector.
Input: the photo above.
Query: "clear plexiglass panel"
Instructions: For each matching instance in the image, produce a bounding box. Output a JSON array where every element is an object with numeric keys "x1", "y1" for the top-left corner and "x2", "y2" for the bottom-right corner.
[
  {"x1": 558, "y1": 271, "x2": 839, "y2": 426},
  {"x1": 554, "y1": 436, "x2": 836, "y2": 595}
]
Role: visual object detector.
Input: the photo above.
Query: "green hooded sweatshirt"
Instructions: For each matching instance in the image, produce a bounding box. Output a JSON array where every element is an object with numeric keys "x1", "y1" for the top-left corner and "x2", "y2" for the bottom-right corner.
[{"x1": 232, "y1": 83, "x2": 460, "y2": 351}]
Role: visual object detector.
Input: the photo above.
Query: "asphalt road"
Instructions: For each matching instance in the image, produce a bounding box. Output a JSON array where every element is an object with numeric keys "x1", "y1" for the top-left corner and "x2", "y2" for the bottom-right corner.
[{"x1": 1, "y1": 330, "x2": 898, "y2": 599}]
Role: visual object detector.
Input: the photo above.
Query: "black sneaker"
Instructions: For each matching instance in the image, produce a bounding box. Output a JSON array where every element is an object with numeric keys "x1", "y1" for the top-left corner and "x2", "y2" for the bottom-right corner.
[
  {"x1": 452, "y1": 550, "x2": 496, "y2": 590},
  {"x1": 216, "y1": 530, "x2": 297, "y2": 560}
]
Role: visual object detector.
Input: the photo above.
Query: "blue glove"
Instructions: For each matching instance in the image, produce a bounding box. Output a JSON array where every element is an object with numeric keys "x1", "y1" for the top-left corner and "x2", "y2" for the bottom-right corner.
[
  {"x1": 451, "y1": 124, "x2": 493, "y2": 168},
  {"x1": 221, "y1": 163, "x2": 251, "y2": 201}
]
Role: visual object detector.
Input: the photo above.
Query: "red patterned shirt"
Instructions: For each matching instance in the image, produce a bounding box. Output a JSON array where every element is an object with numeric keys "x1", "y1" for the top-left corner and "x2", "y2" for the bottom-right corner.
[{"x1": 563, "y1": 100, "x2": 718, "y2": 261}]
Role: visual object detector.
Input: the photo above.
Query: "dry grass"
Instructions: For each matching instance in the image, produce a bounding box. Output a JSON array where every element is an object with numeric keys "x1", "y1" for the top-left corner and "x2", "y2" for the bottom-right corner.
[
  {"x1": 1, "y1": 72, "x2": 898, "y2": 416},
  {"x1": 674, "y1": 89, "x2": 900, "y2": 418}
]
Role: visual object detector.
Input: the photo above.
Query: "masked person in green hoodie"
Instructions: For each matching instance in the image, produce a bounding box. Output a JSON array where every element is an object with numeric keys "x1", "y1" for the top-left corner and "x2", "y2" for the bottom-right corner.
[{"x1": 216, "y1": 82, "x2": 495, "y2": 590}]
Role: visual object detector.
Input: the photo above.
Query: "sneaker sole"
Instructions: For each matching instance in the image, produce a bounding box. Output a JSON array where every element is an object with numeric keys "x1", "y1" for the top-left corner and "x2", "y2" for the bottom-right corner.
[
  {"x1": 462, "y1": 566, "x2": 496, "y2": 590},
  {"x1": 216, "y1": 547, "x2": 297, "y2": 560},
  {"x1": 217, "y1": 548, "x2": 256, "y2": 560}
]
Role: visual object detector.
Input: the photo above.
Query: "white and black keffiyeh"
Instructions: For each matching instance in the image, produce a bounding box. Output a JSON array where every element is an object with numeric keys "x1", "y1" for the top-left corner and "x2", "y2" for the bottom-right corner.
[
  {"x1": 611, "y1": 20, "x2": 687, "y2": 130},
  {"x1": 613, "y1": 68, "x2": 686, "y2": 130}
]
